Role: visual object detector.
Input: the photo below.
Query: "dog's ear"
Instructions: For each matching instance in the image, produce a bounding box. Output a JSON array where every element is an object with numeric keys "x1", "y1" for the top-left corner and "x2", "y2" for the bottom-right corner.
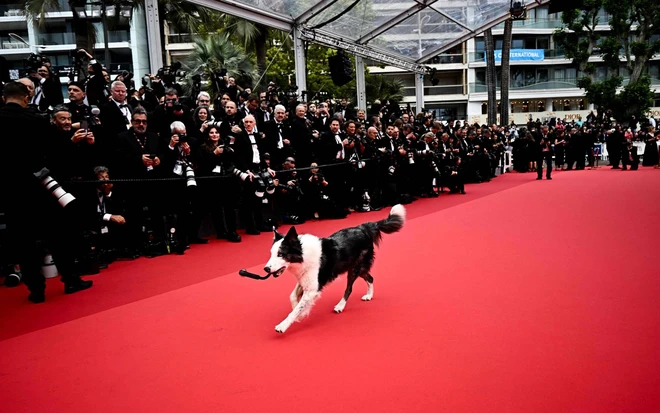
[
  {"x1": 284, "y1": 226, "x2": 298, "y2": 241},
  {"x1": 273, "y1": 227, "x2": 284, "y2": 243}
]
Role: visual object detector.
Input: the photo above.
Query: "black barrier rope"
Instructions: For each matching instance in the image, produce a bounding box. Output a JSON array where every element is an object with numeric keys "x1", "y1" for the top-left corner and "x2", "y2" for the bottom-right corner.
[{"x1": 63, "y1": 158, "x2": 376, "y2": 185}]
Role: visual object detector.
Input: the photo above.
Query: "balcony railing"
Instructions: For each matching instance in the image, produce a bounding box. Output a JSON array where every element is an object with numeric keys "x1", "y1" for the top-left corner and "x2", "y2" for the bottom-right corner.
[
  {"x1": 468, "y1": 49, "x2": 567, "y2": 63},
  {"x1": 470, "y1": 78, "x2": 579, "y2": 93},
  {"x1": 38, "y1": 32, "x2": 76, "y2": 45},
  {"x1": 404, "y1": 85, "x2": 464, "y2": 96},
  {"x1": 98, "y1": 30, "x2": 131, "y2": 43},
  {"x1": 167, "y1": 34, "x2": 195, "y2": 44},
  {"x1": 426, "y1": 53, "x2": 464, "y2": 64},
  {"x1": 0, "y1": 4, "x2": 23, "y2": 17},
  {"x1": 492, "y1": 18, "x2": 564, "y2": 30}
]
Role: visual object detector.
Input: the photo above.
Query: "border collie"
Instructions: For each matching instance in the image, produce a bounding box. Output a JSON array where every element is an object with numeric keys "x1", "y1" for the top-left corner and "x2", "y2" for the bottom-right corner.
[{"x1": 264, "y1": 204, "x2": 406, "y2": 333}]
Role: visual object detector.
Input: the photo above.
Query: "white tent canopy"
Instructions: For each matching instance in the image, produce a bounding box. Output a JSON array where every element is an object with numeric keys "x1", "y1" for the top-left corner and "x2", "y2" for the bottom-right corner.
[{"x1": 148, "y1": 0, "x2": 552, "y2": 109}]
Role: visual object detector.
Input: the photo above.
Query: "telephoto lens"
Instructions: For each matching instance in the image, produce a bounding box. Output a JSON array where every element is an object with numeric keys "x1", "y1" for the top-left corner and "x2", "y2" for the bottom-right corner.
[
  {"x1": 261, "y1": 170, "x2": 276, "y2": 195},
  {"x1": 185, "y1": 165, "x2": 197, "y2": 187},
  {"x1": 254, "y1": 174, "x2": 266, "y2": 197},
  {"x1": 33, "y1": 167, "x2": 76, "y2": 208}
]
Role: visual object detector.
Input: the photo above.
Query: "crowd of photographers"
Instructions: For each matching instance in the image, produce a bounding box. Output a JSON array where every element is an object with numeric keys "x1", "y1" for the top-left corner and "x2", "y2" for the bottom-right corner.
[{"x1": 1, "y1": 51, "x2": 659, "y2": 303}]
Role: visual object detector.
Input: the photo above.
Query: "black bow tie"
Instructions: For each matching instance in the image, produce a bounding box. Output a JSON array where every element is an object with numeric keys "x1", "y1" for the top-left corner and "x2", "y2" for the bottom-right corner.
[{"x1": 120, "y1": 104, "x2": 128, "y2": 109}]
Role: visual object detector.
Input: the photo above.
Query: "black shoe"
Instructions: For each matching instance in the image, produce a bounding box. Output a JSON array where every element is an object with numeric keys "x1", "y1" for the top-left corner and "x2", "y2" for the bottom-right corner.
[
  {"x1": 28, "y1": 291, "x2": 45, "y2": 304},
  {"x1": 227, "y1": 232, "x2": 242, "y2": 243},
  {"x1": 64, "y1": 280, "x2": 93, "y2": 294},
  {"x1": 547, "y1": 177, "x2": 552, "y2": 180},
  {"x1": 190, "y1": 238, "x2": 209, "y2": 244},
  {"x1": 460, "y1": 190, "x2": 466, "y2": 195},
  {"x1": 536, "y1": 177, "x2": 542, "y2": 180}
]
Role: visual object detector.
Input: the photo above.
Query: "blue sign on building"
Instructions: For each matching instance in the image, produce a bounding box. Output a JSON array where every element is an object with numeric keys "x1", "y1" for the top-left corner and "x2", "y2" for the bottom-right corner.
[{"x1": 486, "y1": 49, "x2": 545, "y2": 62}]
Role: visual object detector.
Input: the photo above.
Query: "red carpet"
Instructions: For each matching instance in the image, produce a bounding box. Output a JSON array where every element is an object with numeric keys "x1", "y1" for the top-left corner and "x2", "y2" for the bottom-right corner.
[{"x1": 1, "y1": 168, "x2": 659, "y2": 412}]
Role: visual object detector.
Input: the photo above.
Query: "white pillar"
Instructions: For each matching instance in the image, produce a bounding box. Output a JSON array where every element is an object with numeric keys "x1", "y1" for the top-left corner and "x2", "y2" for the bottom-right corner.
[
  {"x1": 144, "y1": 0, "x2": 163, "y2": 73},
  {"x1": 415, "y1": 73, "x2": 425, "y2": 114},
  {"x1": 293, "y1": 28, "x2": 307, "y2": 101},
  {"x1": 355, "y1": 55, "x2": 366, "y2": 111},
  {"x1": 130, "y1": 6, "x2": 151, "y2": 80}
]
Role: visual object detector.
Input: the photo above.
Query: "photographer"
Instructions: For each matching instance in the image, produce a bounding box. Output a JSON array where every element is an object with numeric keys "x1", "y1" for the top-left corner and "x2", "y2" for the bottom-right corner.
[
  {"x1": 0, "y1": 81, "x2": 92, "y2": 303},
  {"x1": 262, "y1": 104, "x2": 293, "y2": 167},
  {"x1": 231, "y1": 115, "x2": 273, "y2": 235},
  {"x1": 162, "y1": 121, "x2": 206, "y2": 250},
  {"x1": 28, "y1": 64, "x2": 63, "y2": 113},
  {"x1": 65, "y1": 81, "x2": 97, "y2": 129},
  {"x1": 46, "y1": 105, "x2": 98, "y2": 187},
  {"x1": 274, "y1": 157, "x2": 304, "y2": 224},
  {"x1": 443, "y1": 156, "x2": 466, "y2": 195},
  {"x1": 149, "y1": 88, "x2": 193, "y2": 143},
  {"x1": 88, "y1": 166, "x2": 129, "y2": 266},
  {"x1": 115, "y1": 108, "x2": 163, "y2": 256}
]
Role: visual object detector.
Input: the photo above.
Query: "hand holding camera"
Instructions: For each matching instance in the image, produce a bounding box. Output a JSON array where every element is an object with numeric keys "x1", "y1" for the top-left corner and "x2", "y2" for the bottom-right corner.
[
  {"x1": 169, "y1": 134, "x2": 180, "y2": 147},
  {"x1": 213, "y1": 146, "x2": 224, "y2": 155},
  {"x1": 72, "y1": 129, "x2": 88, "y2": 143}
]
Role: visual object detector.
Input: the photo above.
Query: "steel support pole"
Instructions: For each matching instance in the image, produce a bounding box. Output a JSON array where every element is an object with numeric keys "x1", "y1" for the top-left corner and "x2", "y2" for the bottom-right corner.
[
  {"x1": 144, "y1": 0, "x2": 163, "y2": 73},
  {"x1": 293, "y1": 27, "x2": 307, "y2": 101},
  {"x1": 355, "y1": 55, "x2": 366, "y2": 111},
  {"x1": 415, "y1": 72, "x2": 425, "y2": 114}
]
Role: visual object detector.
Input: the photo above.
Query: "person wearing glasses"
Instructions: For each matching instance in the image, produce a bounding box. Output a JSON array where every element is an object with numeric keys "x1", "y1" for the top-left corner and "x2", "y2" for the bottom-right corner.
[{"x1": 115, "y1": 106, "x2": 164, "y2": 256}]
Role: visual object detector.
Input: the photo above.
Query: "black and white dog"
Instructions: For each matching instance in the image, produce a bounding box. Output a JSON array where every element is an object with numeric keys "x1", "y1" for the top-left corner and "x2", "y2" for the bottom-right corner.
[{"x1": 264, "y1": 204, "x2": 405, "y2": 333}]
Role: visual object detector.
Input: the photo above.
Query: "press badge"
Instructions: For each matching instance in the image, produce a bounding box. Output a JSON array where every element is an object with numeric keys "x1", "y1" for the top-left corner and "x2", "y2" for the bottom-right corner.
[
  {"x1": 173, "y1": 163, "x2": 183, "y2": 176},
  {"x1": 101, "y1": 226, "x2": 109, "y2": 234},
  {"x1": 212, "y1": 165, "x2": 221, "y2": 174}
]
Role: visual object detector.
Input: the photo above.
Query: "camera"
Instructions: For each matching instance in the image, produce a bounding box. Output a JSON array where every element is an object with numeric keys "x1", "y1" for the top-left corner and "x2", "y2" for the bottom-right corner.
[
  {"x1": 177, "y1": 133, "x2": 187, "y2": 143},
  {"x1": 33, "y1": 167, "x2": 76, "y2": 208},
  {"x1": 141, "y1": 74, "x2": 152, "y2": 92},
  {"x1": 24, "y1": 53, "x2": 44, "y2": 71},
  {"x1": 253, "y1": 169, "x2": 275, "y2": 198}
]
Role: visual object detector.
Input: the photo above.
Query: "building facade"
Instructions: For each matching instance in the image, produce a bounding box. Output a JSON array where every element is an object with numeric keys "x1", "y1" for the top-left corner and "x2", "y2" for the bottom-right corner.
[
  {"x1": 0, "y1": 0, "x2": 150, "y2": 94},
  {"x1": 368, "y1": 4, "x2": 660, "y2": 123}
]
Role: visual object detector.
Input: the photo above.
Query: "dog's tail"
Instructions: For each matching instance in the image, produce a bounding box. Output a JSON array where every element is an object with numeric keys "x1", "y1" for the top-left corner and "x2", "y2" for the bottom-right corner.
[{"x1": 365, "y1": 204, "x2": 406, "y2": 246}]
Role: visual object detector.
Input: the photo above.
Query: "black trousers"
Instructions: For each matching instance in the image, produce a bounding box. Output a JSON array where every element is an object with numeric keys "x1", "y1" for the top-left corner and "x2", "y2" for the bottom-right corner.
[
  {"x1": 240, "y1": 184, "x2": 264, "y2": 232},
  {"x1": 8, "y1": 208, "x2": 84, "y2": 293},
  {"x1": 537, "y1": 153, "x2": 553, "y2": 179}
]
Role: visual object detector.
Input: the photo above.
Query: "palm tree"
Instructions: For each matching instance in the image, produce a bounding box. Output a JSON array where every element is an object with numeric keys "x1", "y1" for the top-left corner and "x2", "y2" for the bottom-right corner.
[
  {"x1": 182, "y1": 33, "x2": 256, "y2": 100},
  {"x1": 365, "y1": 74, "x2": 404, "y2": 104},
  {"x1": 219, "y1": 16, "x2": 289, "y2": 84}
]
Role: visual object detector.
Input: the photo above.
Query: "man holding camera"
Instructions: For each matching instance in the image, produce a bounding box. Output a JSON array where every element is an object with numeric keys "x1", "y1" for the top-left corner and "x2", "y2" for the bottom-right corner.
[
  {"x1": 115, "y1": 107, "x2": 163, "y2": 255},
  {"x1": 150, "y1": 88, "x2": 193, "y2": 142},
  {"x1": 232, "y1": 115, "x2": 273, "y2": 235},
  {"x1": 0, "y1": 82, "x2": 92, "y2": 303}
]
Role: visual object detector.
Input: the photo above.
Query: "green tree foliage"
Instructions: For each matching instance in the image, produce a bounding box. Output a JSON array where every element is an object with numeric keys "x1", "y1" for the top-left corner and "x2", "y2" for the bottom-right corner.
[
  {"x1": 265, "y1": 41, "x2": 403, "y2": 106},
  {"x1": 182, "y1": 33, "x2": 256, "y2": 100},
  {"x1": 553, "y1": 0, "x2": 659, "y2": 121}
]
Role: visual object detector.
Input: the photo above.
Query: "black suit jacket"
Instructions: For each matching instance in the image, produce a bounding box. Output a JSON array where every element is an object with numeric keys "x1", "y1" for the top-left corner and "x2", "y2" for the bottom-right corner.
[{"x1": 115, "y1": 129, "x2": 163, "y2": 179}]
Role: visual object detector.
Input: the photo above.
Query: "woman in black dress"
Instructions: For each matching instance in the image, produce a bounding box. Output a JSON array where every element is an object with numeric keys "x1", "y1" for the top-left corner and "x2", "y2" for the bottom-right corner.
[{"x1": 196, "y1": 126, "x2": 247, "y2": 243}]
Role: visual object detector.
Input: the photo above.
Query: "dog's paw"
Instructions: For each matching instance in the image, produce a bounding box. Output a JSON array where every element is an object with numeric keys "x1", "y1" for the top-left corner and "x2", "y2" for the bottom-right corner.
[
  {"x1": 334, "y1": 299, "x2": 346, "y2": 313},
  {"x1": 361, "y1": 294, "x2": 373, "y2": 301},
  {"x1": 275, "y1": 322, "x2": 288, "y2": 333}
]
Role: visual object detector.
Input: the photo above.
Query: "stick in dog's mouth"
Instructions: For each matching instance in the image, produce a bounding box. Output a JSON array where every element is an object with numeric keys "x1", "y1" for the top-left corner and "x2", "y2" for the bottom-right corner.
[{"x1": 270, "y1": 267, "x2": 285, "y2": 277}]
